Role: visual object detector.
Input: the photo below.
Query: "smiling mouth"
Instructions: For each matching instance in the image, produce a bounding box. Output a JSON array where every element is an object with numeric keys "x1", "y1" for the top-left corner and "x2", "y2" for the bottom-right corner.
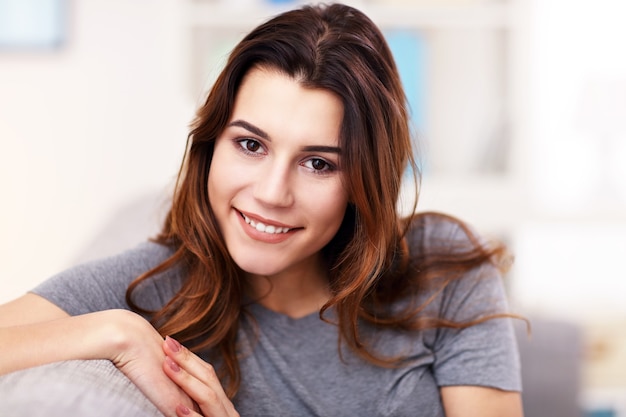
[{"x1": 239, "y1": 212, "x2": 293, "y2": 235}]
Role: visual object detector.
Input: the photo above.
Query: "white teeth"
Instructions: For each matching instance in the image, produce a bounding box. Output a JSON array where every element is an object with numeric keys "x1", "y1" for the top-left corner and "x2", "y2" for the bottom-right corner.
[{"x1": 242, "y1": 213, "x2": 291, "y2": 234}]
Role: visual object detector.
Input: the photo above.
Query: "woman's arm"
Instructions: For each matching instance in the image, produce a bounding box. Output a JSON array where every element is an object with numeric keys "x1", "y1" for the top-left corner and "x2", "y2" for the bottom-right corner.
[
  {"x1": 0, "y1": 294, "x2": 132, "y2": 375},
  {"x1": 0, "y1": 294, "x2": 195, "y2": 417},
  {"x1": 441, "y1": 386, "x2": 524, "y2": 417},
  {"x1": 0, "y1": 293, "x2": 68, "y2": 327},
  {"x1": 0, "y1": 293, "x2": 87, "y2": 374}
]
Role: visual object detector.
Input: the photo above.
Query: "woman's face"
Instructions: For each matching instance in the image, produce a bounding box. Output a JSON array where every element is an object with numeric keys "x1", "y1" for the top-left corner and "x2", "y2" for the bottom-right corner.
[{"x1": 208, "y1": 67, "x2": 348, "y2": 281}]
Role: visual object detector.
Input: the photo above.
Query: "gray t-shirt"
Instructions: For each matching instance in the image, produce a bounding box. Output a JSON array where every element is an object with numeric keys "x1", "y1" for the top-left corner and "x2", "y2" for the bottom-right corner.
[{"x1": 31, "y1": 216, "x2": 521, "y2": 416}]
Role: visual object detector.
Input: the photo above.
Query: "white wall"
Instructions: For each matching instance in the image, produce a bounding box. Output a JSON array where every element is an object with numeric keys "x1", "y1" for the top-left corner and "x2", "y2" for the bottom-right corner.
[
  {"x1": 0, "y1": 0, "x2": 194, "y2": 302},
  {"x1": 511, "y1": 0, "x2": 626, "y2": 322}
]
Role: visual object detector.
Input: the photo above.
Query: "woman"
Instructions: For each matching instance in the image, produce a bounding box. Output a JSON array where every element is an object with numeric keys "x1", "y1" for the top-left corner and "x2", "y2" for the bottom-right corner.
[{"x1": 0, "y1": 3, "x2": 522, "y2": 416}]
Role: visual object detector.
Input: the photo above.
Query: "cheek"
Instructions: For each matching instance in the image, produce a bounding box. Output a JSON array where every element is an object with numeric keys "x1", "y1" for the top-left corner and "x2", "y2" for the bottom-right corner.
[
  {"x1": 207, "y1": 142, "x2": 239, "y2": 199},
  {"x1": 207, "y1": 158, "x2": 232, "y2": 213},
  {"x1": 207, "y1": 160, "x2": 221, "y2": 197},
  {"x1": 311, "y1": 185, "x2": 349, "y2": 229},
  {"x1": 212, "y1": 136, "x2": 259, "y2": 173}
]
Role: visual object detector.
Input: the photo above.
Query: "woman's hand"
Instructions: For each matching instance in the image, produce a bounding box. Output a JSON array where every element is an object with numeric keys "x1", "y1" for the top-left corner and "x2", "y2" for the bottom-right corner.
[
  {"x1": 100, "y1": 310, "x2": 196, "y2": 417},
  {"x1": 163, "y1": 336, "x2": 239, "y2": 417},
  {"x1": 0, "y1": 300, "x2": 196, "y2": 417}
]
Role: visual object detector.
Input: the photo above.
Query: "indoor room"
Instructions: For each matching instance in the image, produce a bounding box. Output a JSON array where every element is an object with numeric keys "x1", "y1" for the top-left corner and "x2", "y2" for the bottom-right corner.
[{"x1": 1, "y1": 0, "x2": 625, "y2": 416}]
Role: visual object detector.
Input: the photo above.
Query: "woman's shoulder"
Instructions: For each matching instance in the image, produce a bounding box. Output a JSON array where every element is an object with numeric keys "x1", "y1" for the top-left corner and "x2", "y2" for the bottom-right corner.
[
  {"x1": 113, "y1": 240, "x2": 178, "y2": 270},
  {"x1": 399, "y1": 211, "x2": 510, "y2": 295},
  {"x1": 399, "y1": 212, "x2": 513, "y2": 318},
  {"x1": 404, "y1": 211, "x2": 484, "y2": 255},
  {"x1": 31, "y1": 240, "x2": 181, "y2": 315}
]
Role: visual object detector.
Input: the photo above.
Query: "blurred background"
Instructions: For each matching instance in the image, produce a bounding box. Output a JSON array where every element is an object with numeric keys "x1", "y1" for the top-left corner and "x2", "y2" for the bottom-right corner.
[{"x1": 1, "y1": 0, "x2": 625, "y2": 415}]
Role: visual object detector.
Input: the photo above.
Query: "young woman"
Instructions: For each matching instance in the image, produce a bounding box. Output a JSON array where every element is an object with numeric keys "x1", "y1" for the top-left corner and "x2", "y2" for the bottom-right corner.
[{"x1": 0, "y1": 3, "x2": 522, "y2": 417}]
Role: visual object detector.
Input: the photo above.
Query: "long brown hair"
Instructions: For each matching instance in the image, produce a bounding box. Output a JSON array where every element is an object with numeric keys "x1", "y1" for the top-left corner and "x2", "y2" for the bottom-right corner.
[{"x1": 127, "y1": 3, "x2": 511, "y2": 398}]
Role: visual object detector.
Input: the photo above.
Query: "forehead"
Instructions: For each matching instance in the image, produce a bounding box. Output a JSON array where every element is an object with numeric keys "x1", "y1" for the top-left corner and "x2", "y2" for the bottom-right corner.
[{"x1": 230, "y1": 67, "x2": 344, "y2": 144}]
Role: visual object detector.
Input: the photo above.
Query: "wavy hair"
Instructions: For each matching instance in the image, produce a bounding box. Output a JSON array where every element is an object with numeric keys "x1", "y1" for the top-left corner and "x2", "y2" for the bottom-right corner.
[{"x1": 126, "y1": 3, "x2": 511, "y2": 398}]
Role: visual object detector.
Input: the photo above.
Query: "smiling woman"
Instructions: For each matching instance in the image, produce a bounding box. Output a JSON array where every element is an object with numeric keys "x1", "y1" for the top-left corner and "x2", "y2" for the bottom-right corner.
[
  {"x1": 0, "y1": 3, "x2": 522, "y2": 417},
  {"x1": 208, "y1": 68, "x2": 348, "y2": 298}
]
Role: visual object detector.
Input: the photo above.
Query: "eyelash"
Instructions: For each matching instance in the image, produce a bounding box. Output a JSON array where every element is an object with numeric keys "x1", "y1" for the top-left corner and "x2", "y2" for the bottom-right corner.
[
  {"x1": 236, "y1": 138, "x2": 264, "y2": 156},
  {"x1": 303, "y1": 158, "x2": 335, "y2": 174},
  {"x1": 234, "y1": 138, "x2": 337, "y2": 175}
]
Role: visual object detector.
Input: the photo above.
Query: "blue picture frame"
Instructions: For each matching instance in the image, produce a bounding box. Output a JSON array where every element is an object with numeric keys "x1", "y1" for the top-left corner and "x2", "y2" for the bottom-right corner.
[{"x1": 0, "y1": 0, "x2": 68, "y2": 50}]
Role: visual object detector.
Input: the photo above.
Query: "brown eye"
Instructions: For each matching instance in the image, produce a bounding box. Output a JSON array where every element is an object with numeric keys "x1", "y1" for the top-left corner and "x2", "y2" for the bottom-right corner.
[
  {"x1": 311, "y1": 158, "x2": 328, "y2": 171},
  {"x1": 303, "y1": 158, "x2": 334, "y2": 174},
  {"x1": 237, "y1": 139, "x2": 263, "y2": 154},
  {"x1": 245, "y1": 140, "x2": 260, "y2": 152}
]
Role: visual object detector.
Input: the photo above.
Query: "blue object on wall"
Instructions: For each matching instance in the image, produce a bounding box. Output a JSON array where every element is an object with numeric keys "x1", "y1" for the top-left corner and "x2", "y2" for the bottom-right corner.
[
  {"x1": 385, "y1": 29, "x2": 427, "y2": 132},
  {"x1": 0, "y1": 0, "x2": 67, "y2": 49},
  {"x1": 585, "y1": 410, "x2": 616, "y2": 417},
  {"x1": 385, "y1": 29, "x2": 428, "y2": 173}
]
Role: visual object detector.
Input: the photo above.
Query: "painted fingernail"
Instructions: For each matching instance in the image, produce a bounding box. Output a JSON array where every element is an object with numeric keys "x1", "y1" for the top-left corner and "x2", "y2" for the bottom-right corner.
[
  {"x1": 166, "y1": 336, "x2": 181, "y2": 353},
  {"x1": 177, "y1": 404, "x2": 191, "y2": 416},
  {"x1": 165, "y1": 356, "x2": 180, "y2": 372}
]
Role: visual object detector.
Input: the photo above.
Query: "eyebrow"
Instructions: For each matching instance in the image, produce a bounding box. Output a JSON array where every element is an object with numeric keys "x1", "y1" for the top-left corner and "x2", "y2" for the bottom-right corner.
[
  {"x1": 301, "y1": 145, "x2": 342, "y2": 154},
  {"x1": 227, "y1": 120, "x2": 269, "y2": 140},
  {"x1": 227, "y1": 119, "x2": 342, "y2": 154}
]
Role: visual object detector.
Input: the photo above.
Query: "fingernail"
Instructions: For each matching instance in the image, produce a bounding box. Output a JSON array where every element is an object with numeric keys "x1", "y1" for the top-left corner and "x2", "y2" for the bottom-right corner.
[
  {"x1": 165, "y1": 356, "x2": 180, "y2": 372},
  {"x1": 166, "y1": 336, "x2": 181, "y2": 353},
  {"x1": 177, "y1": 404, "x2": 191, "y2": 416}
]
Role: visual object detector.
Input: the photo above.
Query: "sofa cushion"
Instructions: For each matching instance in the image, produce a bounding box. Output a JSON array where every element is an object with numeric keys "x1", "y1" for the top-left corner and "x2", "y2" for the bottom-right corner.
[{"x1": 0, "y1": 360, "x2": 163, "y2": 417}]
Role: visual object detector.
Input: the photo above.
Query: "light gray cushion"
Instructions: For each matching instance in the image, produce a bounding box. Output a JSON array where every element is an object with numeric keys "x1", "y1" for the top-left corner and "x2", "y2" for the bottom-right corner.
[
  {"x1": 515, "y1": 317, "x2": 584, "y2": 417},
  {"x1": 0, "y1": 360, "x2": 163, "y2": 417}
]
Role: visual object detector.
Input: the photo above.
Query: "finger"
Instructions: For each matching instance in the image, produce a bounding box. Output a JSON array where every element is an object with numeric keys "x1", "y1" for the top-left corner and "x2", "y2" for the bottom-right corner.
[
  {"x1": 163, "y1": 337, "x2": 237, "y2": 416},
  {"x1": 163, "y1": 337, "x2": 227, "y2": 400},
  {"x1": 163, "y1": 355, "x2": 232, "y2": 417},
  {"x1": 176, "y1": 404, "x2": 201, "y2": 417}
]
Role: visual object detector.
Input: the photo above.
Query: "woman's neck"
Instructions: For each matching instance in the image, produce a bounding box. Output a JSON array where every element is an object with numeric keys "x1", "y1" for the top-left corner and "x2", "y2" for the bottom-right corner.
[{"x1": 244, "y1": 258, "x2": 330, "y2": 319}]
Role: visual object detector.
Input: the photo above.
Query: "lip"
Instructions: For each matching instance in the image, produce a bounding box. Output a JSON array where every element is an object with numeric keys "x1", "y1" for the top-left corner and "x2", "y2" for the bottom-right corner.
[{"x1": 235, "y1": 209, "x2": 299, "y2": 244}]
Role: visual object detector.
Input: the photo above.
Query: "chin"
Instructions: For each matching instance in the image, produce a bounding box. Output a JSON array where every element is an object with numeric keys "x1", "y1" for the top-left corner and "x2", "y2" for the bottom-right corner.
[{"x1": 232, "y1": 257, "x2": 284, "y2": 278}]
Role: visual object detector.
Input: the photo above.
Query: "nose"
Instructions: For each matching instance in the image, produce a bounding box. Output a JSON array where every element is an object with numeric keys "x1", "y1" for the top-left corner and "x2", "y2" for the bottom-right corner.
[{"x1": 253, "y1": 160, "x2": 295, "y2": 208}]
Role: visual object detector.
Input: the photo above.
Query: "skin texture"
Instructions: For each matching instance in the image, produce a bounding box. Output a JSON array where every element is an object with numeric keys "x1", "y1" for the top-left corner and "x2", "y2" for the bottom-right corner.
[{"x1": 207, "y1": 67, "x2": 348, "y2": 318}]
